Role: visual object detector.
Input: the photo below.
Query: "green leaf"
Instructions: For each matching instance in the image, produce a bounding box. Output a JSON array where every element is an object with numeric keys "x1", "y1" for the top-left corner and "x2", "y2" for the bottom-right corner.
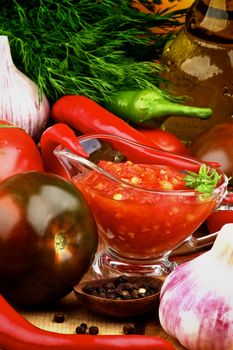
[{"x1": 184, "y1": 164, "x2": 222, "y2": 194}]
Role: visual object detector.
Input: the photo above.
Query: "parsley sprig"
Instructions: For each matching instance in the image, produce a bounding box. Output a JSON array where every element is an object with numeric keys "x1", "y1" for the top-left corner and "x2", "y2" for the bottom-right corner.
[{"x1": 184, "y1": 164, "x2": 222, "y2": 194}]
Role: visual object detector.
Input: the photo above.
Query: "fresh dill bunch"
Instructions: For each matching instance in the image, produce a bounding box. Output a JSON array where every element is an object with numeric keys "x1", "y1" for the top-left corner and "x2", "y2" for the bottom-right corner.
[{"x1": 0, "y1": 0, "x2": 187, "y2": 103}]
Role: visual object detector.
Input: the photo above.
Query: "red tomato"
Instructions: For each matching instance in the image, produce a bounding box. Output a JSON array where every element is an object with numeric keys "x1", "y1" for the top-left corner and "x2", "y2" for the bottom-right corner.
[
  {"x1": 0, "y1": 121, "x2": 44, "y2": 182},
  {"x1": 189, "y1": 121, "x2": 233, "y2": 177},
  {"x1": 207, "y1": 210, "x2": 233, "y2": 234},
  {"x1": 139, "y1": 128, "x2": 189, "y2": 155}
]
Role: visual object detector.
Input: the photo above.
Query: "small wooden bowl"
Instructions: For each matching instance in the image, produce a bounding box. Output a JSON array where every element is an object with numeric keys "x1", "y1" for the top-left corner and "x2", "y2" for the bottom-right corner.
[{"x1": 73, "y1": 276, "x2": 163, "y2": 318}]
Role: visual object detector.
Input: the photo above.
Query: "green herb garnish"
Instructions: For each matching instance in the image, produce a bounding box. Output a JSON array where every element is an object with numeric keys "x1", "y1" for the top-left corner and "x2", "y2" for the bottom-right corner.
[
  {"x1": 0, "y1": 0, "x2": 187, "y2": 104},
  {"x1": 184, "y1": 164, "x2": 222, "y2": 194}
]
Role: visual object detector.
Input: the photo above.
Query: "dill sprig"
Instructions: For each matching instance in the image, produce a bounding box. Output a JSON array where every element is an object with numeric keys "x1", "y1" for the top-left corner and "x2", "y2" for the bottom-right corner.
[{"x1": 0, "y1": 0, "x2": 187, "y2": 103}]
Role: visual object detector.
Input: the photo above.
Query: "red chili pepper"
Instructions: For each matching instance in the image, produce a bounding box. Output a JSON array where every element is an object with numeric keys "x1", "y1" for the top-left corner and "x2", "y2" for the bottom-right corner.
[
  {"x1": 51, "y1": 95, "x2": 157, "y2": 147},
  {"x1": 78, "y1": 133, "x2": 210, "y2": 172},
  {"x1": 0, "y1": 294, "x2": 175, "y2": 350},
  {"x1": 138, "y1": 128, "x2": 189, "y2": 156},
  {"x1": 50, "y1": 95, "x2": 219, "y2": 171},
  {"x1": 40, "y1": 123, "x2": 88, "y2": 179},
  {"x1": 40, "y1": 125, "x2": 219, "y2": 177}
]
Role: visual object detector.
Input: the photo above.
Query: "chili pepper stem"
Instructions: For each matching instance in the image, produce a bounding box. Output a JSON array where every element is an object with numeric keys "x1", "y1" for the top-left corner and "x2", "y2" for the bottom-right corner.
[
  {"x1": 150, "y1": 101, "x2": 212, "y2": 119},
  {"x1": 105, "y1": 90, "x2": 212, "y2": 127}
]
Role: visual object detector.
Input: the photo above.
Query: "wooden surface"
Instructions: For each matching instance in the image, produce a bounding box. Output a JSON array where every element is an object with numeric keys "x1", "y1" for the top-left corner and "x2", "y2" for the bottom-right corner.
[
  {"x1": 19, "y1": 227, "x2": 210, "y2": 349},
  {"x1": 20, "y1": 270, "x2": 186, "y2": 350}
]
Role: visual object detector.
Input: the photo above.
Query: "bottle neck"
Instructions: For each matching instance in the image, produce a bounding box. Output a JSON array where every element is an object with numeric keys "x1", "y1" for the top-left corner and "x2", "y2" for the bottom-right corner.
[{"x1": 186, "y1": 0, "x2": 233, "y2": 44}]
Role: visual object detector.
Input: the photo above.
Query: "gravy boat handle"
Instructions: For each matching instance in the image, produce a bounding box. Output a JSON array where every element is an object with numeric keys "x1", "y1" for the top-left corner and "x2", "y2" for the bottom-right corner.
[{"x1": 169, "y1": 230, "x2": 218, "y2": 259}]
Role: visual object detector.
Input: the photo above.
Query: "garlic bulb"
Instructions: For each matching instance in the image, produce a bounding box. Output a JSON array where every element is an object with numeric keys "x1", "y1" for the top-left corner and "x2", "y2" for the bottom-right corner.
[
  {"x1": 0, "y1": 36, "x2": 50, "y2": 140},
  {"x1": 159, "y1": 223, "x2": 233, "y2": 350}
]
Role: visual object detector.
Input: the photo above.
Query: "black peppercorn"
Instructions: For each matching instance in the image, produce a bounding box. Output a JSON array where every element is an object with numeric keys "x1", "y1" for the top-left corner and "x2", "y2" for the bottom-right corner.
[
  {"x1": 82, "y1": 284, "x2": 94, "y2": 294},
  {"x1": 75, "y1": 323, "x2": 87, "y2": 334},
  {"x1": 123, "y1": 324, "x2": 136, "y2": 335},
  {"x1": 53, "y1": 313, "x2": 65, "y2": 323},
  {"x1": 80, "y1": 323, "x2": 88, "y2": 331},
  {"x1": 103, "y1": 282, "x2": 115, "y2": 289},
  {"x1": 89, "y1": 325, "x2": 99, "y2": 335},
  {"x1": 118, "y1": 275, "x2": 129, "y2": 283}
]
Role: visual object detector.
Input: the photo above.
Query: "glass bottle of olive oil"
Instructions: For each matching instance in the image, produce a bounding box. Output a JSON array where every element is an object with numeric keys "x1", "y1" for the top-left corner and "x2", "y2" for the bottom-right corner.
[{"x1": 161, "y1": 0, "x2": 233, "y2": 141}]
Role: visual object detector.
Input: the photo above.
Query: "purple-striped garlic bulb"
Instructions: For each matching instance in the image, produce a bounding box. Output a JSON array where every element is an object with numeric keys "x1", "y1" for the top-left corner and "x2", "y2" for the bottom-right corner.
[{"x1": 159, "y1": 223, "x2": 233, "y2": 350}]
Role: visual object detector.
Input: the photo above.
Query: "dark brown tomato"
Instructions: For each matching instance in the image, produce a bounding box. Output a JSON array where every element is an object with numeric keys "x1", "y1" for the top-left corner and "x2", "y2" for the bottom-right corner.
[
  {"x1": 189, "y1": 121, "x2": 233, "y2": 177},
  {"x1": 0, "y1": 171, "x2": 98, "y2": 307}
]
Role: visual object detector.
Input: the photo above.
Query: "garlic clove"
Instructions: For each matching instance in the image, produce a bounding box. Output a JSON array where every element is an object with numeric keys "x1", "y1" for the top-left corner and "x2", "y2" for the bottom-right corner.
[
  {"x1": 211, "y1": 223, "x2": 233, "y2": 264},
  {"x1": 159, "y1": 223, "x2": 233, "y2": 350},
  {"x1": 0, "y1": 35, "x2": 50, "y2": 140}
]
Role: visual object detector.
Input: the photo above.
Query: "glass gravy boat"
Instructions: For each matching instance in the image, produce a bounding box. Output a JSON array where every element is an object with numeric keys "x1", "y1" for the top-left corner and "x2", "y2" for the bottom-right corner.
[{"x1": 54, "y1": 134, "x2": 228, "y2": 277}]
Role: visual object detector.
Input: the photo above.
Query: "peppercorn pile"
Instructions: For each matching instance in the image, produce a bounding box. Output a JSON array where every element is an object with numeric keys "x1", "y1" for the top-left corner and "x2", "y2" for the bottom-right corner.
[
  {"x1": 82, "y1": 275, "x2": 160, "y2": 300},
  {"x1": 75, "y1": 323, "x2": 99, "y2": 335}
]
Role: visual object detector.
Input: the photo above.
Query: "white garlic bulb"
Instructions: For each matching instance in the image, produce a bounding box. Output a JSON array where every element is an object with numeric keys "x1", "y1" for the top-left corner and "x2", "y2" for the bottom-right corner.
[{"x1": 0, "y1": 35, "x2": 50, "y2": 140}]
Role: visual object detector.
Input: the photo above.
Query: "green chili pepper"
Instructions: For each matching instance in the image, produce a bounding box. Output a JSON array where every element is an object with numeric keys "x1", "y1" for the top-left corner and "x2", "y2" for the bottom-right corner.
[{"x1": 105, "y1": 89, "x2": 212, "y2": 127}]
